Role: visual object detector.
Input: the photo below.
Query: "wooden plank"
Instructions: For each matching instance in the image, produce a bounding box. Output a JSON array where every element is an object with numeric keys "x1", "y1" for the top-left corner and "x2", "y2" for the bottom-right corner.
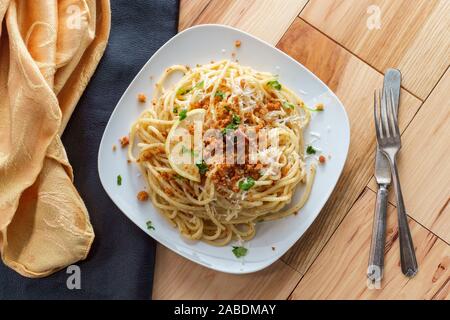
[
  {"x1": 152, "y1": 246, "x2": 302, "y2": 300},
  {"x1": 153, "y1": 0, "x2": 308, "y2": 300},
  {"x1": 178, "y1": 0, "x2": 211, "y2": 31},
  {"x1": 300, "y1": 0, "x2": 450, "y2": 100},
  {"x1": 290, "y1": 188, "x2": 450, "y2": 300},
  {"x1": 154, "y1": 0, "x2": 309, "y2": 300},
  {"x1": 276, "y1": 18, "x2": 422, "y2": 274},
  {"x1": 180, "y1": 0, "x2": 309, "y2": 45},
  {"x1": 368, "y1": 69, "x2": 450, "y2": 244}
]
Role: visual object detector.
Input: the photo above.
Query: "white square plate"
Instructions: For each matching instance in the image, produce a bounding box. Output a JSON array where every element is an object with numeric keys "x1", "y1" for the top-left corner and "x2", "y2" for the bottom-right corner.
[{"x1": 98, "y1": 24, "x2": 350, "y2": 274}]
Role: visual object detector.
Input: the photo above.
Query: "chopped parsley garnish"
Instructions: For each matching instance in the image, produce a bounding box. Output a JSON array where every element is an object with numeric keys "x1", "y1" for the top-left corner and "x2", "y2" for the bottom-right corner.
[
  {"x1": 283, "y1": 101, "x2": 295, "y2": 110},
  {"x1": 177, "y1": 87, "x2": 191, "y2": 95},
  {"x1": 196, "y1": 161, "x2": 208, "y2": 175},
  {"x1": 232, "y1": 114, "x2": 241, "y2": 125},
  {"x1": 267, "y1": 80, "x2": 281, "y2": 90},
  {"x1": 222, "y1": 124, "x2": 238, "y2": 135},
  {"x1": 194, "y1": 80, "x2": 204, "y2": 89},
  {"x1": 117, "y1": 175, "x2": 122, "y2": 186},
  {"x1": 178, "y1": 81, "x2": 204, "y2": 95},
  {"x1": 146, "y1": 220, "x2": 155, "y2": 231},
  {"x1": 173, "y1": 106, "x2": 178, "y2": 113},
  {"x1": 238, "y1": 177, "x2": 255, "y2": 191},
  {"x1": 232, "y1": 246, "x2": 248, "y2": 258},
  {"x1": 222, "y1": 114, "x2": 241, "y2": 134},
  {"x1": 179, "y1": 109, "x2": 187, "y2": 120},
  {"x1": 215, "y1": 90, "x2": 226, "y2": 100},
  {"x1": 306, "y1": 146, "x2": 317, "y2": 155}
]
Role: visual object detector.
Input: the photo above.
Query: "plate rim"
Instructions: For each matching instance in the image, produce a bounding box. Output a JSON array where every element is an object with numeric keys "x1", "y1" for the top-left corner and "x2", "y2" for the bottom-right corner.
[{"x1": 97, "y1": 23, "x2": 351, "y2": 274}]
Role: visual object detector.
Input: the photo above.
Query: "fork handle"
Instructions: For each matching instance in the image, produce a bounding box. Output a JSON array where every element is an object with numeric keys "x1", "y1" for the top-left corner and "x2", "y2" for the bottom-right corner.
[
  {"x1": 368, "y1": 184, "x2": 388, "y2": 282},
  {"x1": 390, "y1": 158, "x2": 418, "y2": 277}
]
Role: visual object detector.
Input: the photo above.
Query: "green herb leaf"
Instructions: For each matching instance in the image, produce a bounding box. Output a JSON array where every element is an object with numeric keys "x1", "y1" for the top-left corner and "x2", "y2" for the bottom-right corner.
[
  {"x1": 146, "y1": 220, "x2": 155, "y2": 231},
  {"x1": 222, "y1": 123, "x2": 238, "y2": 135},
  {"x1": 267, "y1": 80, "x2": 281, "y2": 90},
  {"x1": 194, "y1": 80, "x2": 204, "y2": 89},
  {"x1": 238, "y1": 177, "x2": 255, "y2": 191},
  {"x1": 196, "y1": 160, "x2": 208, "y2": 175},
  {"x1": 232, "y1": 114, "x2": 241, "y2": 125},
  {"x1": 222, "y1": 113, "x2": 242, "y2": 135},
  {"x1": 306, "y1": 146, "x2": 316, "y2": 155},
  {"x1": 173, "y1": 106, "x2": 178, "y2": 114},
  {"x1": 232, "y1": 246, "x2": 248, "y2": 258},
  {"x1": 282, "y1": 101, "x2": 295, "y2": 110},
  {"x1": 177, "y1": 87, "x2": 191, "y2": 96},
  {"x1": 179, "y1": 109, "x2": 188, "y2": 120},
  {"x1": 117, "y1": 175, "x2": 122, "y2": 186},
  {"x1": 215, "y1": 90, "x2": 226, "y2": 100}
]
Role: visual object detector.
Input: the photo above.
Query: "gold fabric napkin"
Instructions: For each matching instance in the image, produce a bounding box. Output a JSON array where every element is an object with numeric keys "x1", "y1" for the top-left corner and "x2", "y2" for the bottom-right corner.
[{"x1": 0, "y1": 0, "x2": 110, "y2": 278}]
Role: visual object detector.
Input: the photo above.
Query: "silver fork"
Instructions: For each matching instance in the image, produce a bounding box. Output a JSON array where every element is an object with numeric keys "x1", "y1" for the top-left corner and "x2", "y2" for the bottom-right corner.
[{"x1": 374, "y1": 88, "x2": 418, "y2": 277}]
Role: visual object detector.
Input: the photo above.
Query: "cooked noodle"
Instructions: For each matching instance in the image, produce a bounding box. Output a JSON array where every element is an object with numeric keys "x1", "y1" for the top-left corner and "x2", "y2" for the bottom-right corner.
[{"x1": 128, "y1": 60, "x2": 316, "y2": 246}]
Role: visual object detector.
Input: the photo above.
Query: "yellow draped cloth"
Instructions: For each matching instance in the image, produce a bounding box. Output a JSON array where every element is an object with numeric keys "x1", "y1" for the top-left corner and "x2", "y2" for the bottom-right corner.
[{"x1": 0, "y1": 0, "x2": 111, "y2": 277}]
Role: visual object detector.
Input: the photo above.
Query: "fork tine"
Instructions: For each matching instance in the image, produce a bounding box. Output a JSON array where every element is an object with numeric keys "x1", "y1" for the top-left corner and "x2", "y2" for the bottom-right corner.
[
  {"x1": 378, "y1": 89, "x2": 385, "y2": 139},
  {"x1": 388, "y1": 88, "x2": 400, "y2": 137},
  {"x1": 381, "y1": 88, "x2": 390, "y2": 137},
  {"x1": 386, "y1": 88, "x2": 394, "y2": 137},
  {"x1": 374, "y1": 89, "x2": 382, "y2": 140}
]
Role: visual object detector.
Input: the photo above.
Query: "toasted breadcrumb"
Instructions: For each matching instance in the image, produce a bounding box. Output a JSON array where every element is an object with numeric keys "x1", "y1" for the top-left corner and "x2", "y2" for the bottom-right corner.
[
  {"x1": 120, "y1": 136, "x2": 129, "y2": 147},
  {"x1": 319, "y1": 155, "x2": 326, "y2": 164},
  {"x1": 137, "y1": 191, "x2": 149, "y2": 201},
  {"x1": 138, "y1": 93, "x2": 147, "y2": 103},
  {"x1": 235, "y1": 40, "x2": 241, "y2": 48},
  {"x1": 112, "y1": 144, "x2": 117, "y2": 151},
  {"x1": 315, "y1": 103, "x2": 324, "y2": 111}
]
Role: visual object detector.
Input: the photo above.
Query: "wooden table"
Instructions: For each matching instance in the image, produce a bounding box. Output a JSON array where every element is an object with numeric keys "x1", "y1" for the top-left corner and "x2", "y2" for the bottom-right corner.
[{"x1": 152, "y1": 0, "x2": 450, "y2": 299}]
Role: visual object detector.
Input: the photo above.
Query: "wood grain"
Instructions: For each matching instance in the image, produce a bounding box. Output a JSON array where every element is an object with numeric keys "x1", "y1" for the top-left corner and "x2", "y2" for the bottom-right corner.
[
  {"x1": 152, "y1": 245, "x2": 302, "y2": 300},
  {"x1": 368, "y1": 69, "x2": 450, "y2": 244},
  {"x1": 290, "y1": 188, "x2": 450, "y2": 300},
  {"x1": 178, "y1": 0, "x2": 211, "y2": 31},
  {"x1": 277, "y1": 18, "x2": 422, "y2": 274},
  {"x1": 153, "y1": 0, "x2": 309, "y2": 300},
  {"x1": 178, "y1": 0, "x2": 309, "y2": 45},
  {"x1": 300, "y1": 0, "x2": 450, "y2": 100},
  {"x1": 153, "y1": 0, "x2": 449, "y2": 299}
]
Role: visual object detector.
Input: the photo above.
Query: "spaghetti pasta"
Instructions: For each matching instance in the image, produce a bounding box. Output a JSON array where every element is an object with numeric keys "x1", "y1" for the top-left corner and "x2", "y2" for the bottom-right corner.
[{"x1": 128, "y1": 60, "x2": 316, "y2": 246}]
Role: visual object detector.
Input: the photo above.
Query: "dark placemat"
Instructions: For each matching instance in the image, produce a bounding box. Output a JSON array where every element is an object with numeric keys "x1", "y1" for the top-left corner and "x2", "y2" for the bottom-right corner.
[{"x1": 0, "y1": 0, "x2": 179, "y2": 300}]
